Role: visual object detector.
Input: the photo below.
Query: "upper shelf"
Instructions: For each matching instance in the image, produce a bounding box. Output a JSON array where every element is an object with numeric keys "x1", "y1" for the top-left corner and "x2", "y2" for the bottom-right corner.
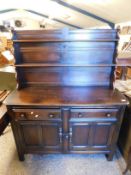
[
  {"x1": 14, "y1": 63, "x2": 130, "y2": 67},
  {"x1": 13, "y1": 29, "x2": 118, "y2": 42},
  {"x1": 13, "y1": 39, "x2": 118, "y2": 43}
]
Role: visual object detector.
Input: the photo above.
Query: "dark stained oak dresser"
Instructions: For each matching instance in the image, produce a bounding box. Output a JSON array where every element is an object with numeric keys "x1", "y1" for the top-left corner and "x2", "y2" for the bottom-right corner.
[{"x1": 4, "y1": 29, "x2": 128, "y2": 161}]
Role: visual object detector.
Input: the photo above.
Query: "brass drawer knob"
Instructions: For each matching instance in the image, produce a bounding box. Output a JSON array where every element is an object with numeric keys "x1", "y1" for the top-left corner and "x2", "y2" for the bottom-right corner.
[
  {"x1": 30, "y1": 111, "x2": 34, "y2": 115},
  {"x1": 107, "y1": 113, "x2": 111, "y2": 117},
  {"x1": 35, "y1": 114, "x2": 39, "y2": 118},
  {"x1": 78, "y1": 113, "x2": 83, "y2": 118},
  {"x1": 20, "y1": 113, "x2": 25, "y2": 117},
  {"x1": 121, "y1": 99, "x2": 126, "y2": 102},
  {"x1": 65, "y1": 135, "x2": 69, "y2": 139},
  {"x1": 49, "y1": 114, "x2": 54, "y2": 118}
]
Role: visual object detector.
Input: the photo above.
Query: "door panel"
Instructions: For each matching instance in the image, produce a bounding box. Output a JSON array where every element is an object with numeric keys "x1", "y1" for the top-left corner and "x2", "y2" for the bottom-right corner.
[
  {"x1": 22, "y1": 125, "x2": 42, "y2": 146},
  {"x1": 71, "y1": 124, "x2": 90, "y2": 146},
  {"x1": 69, "y1": 121, "x2": 116, "y2": 151},
  {"x1": 92, "y1": 122, "x2": 116, "y2": 147},
  {"x1": 18, "y1": 121, "x2": 62, "y2": 152},
  {"x1": 69, "y1": 122, "x2": 91, "y2": 151},
  {"x1": 42, "y1": 123, "x2": 62, "y2": 151}
]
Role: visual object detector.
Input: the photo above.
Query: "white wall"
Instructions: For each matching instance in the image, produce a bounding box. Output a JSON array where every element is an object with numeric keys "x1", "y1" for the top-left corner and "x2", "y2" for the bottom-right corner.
[{"x1": 12, "y1": 18, "x2": 41, "y2": 30}]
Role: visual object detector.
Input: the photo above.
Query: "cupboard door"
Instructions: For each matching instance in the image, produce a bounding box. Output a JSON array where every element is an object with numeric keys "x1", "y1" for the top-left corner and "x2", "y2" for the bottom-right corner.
[
  {"x1": 69, "y1": 121, "x2": 116, "y2": 152},
  {"x1": 42, "y1": 122, "x2": 62, "y2": 152},
  {"x1": 69, "y1": 122, "x2": 91, "y2": 151},
  {"x1": 18, "y1": 121, "x2": 62, "y2": 153},
  {"x1": 21, "y1": 124, "x2": 42, "y2": 146},
  {"x1": 91, "y1": 122, "x2": 116, "y2": 148}
]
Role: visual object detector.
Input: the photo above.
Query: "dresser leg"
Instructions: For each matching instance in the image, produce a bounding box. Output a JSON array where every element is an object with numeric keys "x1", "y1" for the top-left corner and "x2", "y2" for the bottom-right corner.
[
  {"x1": 123, "y1": 147, "x2": 131, "y2": 174},
  {"x1": 18, "y1": 153, "x2": 25, "y2": 161},
  {"x1": 105, "y1": 152, "x2": 114, "y2": 161},
  {"x1": 123, "y1": 167, "x2": 128, "y2": 174}
]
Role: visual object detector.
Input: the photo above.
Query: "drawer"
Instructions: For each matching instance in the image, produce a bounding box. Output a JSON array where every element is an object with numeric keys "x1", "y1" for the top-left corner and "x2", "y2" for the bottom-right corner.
[
  {"x1": 12, "y1": 108, "x2": 61, "y2": 121},
  {"x1": 70, "y1": 108, "x2": 119, "y2": 119}
]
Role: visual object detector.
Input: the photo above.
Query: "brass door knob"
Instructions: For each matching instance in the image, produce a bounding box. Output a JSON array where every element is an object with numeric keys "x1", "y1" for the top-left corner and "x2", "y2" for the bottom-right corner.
[
  {"x1": 107, "y1": 113, "x2": 111, "y2": 117},
  {"x1": 20, "y1": 113, "x2": 25, "y2": 117},
  {"x1": 35, "y1": 114, "x2": 39, "y2": 118},
  {"x1": 78, "y1": 113, "x2": 83, "y2": 118},
  {"x1": 49, "y1": 114, "x2": 54, "y2": 118},
  {"x1": 65, "y1": 135, "x2": 69, "y2": 139}
]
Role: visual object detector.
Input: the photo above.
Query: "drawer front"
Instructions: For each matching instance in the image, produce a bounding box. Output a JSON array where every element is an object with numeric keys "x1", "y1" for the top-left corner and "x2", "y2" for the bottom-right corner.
[
  {"x1": 70, "y1": 108, "x2": 119, "y2": 120},
  {"x1": 13, "y1": 109, "x2": 61, "y2": 121}
]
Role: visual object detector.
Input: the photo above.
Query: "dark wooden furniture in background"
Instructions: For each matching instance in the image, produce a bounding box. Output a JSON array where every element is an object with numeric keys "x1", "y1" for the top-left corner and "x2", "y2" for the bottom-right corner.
[
  {"x1": 123, "y1": 147, "x2": 131, "y2": 174},
  {"x1": 117, "y1": 52, "x2": 131, "y2": 173},
  {"x1": 0, "y1": 106, "x2": 10, "y2": 135},
  {"x1": 118, "y1": 96, "x2": 131, "y2": 173},
  {"x1": 4, "y1": 29, "x2": 128, "y2": 161},
  {"x1": 0, "y1": 90, "x2": 10, "y2": 135}
]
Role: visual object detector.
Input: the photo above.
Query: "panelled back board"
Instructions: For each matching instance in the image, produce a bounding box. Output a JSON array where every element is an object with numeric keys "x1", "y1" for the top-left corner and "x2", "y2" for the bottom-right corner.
[{"x1": 13, "y1": 29, "x2": 118, "y2": 88}]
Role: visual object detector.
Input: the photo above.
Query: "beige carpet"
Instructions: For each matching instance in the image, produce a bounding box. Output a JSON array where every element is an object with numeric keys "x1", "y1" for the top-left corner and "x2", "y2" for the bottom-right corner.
[{"x1": 0, "y1": 126, "x2": 130, "y2": 175}]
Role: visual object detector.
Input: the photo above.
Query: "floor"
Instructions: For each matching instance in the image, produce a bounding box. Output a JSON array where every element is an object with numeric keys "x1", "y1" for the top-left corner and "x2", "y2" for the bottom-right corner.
[{"x1": 0, "y1": 126, "x2": 130, "y2": 175}]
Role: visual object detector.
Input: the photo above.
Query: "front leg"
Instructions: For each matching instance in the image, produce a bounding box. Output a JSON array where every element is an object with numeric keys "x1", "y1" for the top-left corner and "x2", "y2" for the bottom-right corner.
[
  {"x1": 18, "y1": 153, "x2": 25, "y2": 161},
  {"x1": 105, "y1": 152, "x2": 114, "y2": 161}
]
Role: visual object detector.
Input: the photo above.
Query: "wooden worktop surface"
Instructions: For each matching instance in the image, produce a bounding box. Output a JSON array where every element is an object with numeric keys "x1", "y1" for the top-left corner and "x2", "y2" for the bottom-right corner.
[{"x1": 4, "y1": 86, "x2": 128, "y2": 107}]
